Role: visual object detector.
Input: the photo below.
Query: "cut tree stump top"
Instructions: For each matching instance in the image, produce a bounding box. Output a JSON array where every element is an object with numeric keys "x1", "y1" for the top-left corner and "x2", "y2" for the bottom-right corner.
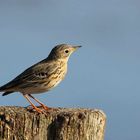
[{"x1": 0, "y1": 106, "x2": 106, "y2": 140}]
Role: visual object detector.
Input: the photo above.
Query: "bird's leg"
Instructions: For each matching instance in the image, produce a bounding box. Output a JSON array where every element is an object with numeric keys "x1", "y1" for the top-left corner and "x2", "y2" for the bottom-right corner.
[
  {"x1": 23, "y1": 94, "x2": 43, "y2": 113},
  {"x1": 28, "y1": 94, "x2": 50, "y2": 111}
]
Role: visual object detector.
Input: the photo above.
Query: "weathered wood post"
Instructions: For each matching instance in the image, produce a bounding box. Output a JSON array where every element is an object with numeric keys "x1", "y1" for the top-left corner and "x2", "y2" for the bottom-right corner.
[{"x1": 0, "y1": 106, "x2": 106, "y2": 140}]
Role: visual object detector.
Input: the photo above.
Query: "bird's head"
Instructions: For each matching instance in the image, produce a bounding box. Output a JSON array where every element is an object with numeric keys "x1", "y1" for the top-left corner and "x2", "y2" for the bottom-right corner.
[{"x1": 48, "y1": 44, "x2": 81, "y2": 61}]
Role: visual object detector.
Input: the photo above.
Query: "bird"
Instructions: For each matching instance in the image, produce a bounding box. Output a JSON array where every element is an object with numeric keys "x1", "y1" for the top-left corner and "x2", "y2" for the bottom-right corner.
[{"x1": 0, "y1": 44, "x2": 81, "y2": 113}]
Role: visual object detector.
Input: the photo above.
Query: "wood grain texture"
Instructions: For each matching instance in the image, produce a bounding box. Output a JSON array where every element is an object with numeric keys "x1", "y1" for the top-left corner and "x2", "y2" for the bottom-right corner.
[{"x1": 0, "y1": 107, "x2": 106, "y2": 140}]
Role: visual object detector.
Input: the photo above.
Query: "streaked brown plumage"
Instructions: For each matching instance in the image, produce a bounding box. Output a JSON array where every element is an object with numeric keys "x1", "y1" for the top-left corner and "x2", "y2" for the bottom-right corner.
[{"x1": 0, "y1": 44, "x2": 81, "y2": 113}]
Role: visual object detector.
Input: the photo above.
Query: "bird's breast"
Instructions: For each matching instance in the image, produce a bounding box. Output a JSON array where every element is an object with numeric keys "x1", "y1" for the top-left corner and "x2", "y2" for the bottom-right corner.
[{"x1": 43, "y1": 61, "x2": 67, "y2": 90}]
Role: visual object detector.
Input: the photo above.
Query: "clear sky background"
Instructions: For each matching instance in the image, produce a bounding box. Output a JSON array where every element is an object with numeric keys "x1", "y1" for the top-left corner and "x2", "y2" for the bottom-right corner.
[{"x1": 0, "y1": 0, "x2": 140, "y2": 140}]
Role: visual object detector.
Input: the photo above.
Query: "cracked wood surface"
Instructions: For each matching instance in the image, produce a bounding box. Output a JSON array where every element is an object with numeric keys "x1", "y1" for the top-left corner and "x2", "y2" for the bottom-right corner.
[{"x1": 0, "y1": 106, "x2": 106, "y2": 140}]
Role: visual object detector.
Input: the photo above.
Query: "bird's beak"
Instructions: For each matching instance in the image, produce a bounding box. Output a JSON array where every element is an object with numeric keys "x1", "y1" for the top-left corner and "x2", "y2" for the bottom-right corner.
[{"x1": 72, "y1": 45, "x2": 82, "y2": 51}]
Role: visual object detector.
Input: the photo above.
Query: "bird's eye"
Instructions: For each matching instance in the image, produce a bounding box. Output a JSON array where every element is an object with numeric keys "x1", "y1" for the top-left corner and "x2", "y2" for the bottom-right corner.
[{"x1": 65, "y1": 50, "x2": 69, "y2": 53}]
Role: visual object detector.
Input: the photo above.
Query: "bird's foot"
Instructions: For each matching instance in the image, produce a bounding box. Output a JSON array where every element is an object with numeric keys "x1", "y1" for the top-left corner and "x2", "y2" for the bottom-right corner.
[
  {"x1": 26, "y1": 105, "x2": 59, "y2": 114},
  {"x1": 26, "y1": 105, "x2": 45, "y2": 114}
]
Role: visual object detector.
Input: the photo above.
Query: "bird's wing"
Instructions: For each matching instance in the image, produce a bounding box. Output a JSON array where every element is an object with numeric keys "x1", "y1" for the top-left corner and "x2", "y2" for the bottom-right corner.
[{"x1": 0, "y1": 60, "x2": 59, "y2": 91}]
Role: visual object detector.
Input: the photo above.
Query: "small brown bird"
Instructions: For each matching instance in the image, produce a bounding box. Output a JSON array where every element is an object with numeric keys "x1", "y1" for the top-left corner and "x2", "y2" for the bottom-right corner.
[{"x1": 0, "y1": 44, "x2": 81, "y2": 113}]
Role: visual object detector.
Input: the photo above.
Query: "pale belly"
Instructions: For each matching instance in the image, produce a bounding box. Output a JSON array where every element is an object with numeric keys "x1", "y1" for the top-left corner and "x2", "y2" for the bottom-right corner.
[{"x1": 20, "y1": 78, "x2": 63, "y2": 94}]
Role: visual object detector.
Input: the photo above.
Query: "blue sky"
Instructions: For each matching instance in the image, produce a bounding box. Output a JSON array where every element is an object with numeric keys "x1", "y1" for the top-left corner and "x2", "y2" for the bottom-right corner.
[{"x1": 0, "y1": 0, "x2": 140, "y2": 139}]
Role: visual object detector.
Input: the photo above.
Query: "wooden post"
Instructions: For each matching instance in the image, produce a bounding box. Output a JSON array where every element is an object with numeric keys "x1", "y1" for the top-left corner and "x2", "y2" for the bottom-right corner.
[{"x1": 0, "y1": 106, "x2": 106, "y2": 140}]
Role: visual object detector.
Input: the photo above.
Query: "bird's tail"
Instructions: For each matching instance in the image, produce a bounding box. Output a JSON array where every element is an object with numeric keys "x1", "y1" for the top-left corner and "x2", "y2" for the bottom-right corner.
[
  {"x1": 0, "y1": 86, "x2": 14, "y2": 96},
  {"x1": 2, "y1": 91, "x2": 14, "y2": 96}
]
